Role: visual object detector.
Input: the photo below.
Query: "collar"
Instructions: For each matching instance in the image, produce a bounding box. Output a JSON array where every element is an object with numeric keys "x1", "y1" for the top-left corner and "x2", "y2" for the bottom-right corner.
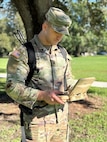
[{"x1": 33, "y1": 35, "x2": 58, "y2": 53}]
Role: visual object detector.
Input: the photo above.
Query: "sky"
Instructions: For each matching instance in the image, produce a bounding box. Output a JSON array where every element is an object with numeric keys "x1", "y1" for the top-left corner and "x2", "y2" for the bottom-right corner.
[{"x1": 0, "y1": 0, "x2": 10, "y2": 19}]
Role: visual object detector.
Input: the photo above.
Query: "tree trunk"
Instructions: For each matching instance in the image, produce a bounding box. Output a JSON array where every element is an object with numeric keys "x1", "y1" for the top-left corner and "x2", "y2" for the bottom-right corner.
[
  {"x1": 11, "y1": 0, "x2": 52, "y2": 40},
  {"x1": 73, "y1": 45, "x2": 81, "y2": 57}
]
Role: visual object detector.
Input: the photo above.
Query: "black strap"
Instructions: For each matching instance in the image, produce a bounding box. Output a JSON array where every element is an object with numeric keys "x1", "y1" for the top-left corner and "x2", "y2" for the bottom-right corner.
[
  {"x1": 20, "y1": 106, "x2": 24, "y2": 126},
  {"x1": 19, "y1": 42, "x2": 36, "y2": 141},
  {"x1": 24, "y1": 42, "x2": 36, "y2": 85},
  {"x1": 58, "y1": 45, "x2": 68, "y2": 90},
  {"x1": 19, "y1": 42, "x2": 35, "y2": 123},
  {"x1": 58, "y1": 44, "x2": 67, "y2": 61}
]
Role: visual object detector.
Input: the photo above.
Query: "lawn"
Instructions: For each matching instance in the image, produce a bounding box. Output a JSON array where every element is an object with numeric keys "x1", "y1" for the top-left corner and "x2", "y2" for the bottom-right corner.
[
  {"x1": 0, "y1": 58, "x2": 7, "y2": 73},
  {"x1": 0, "y1": 55, "x2": 107, "y2": 81},
  {"x1": 0, "y1": 55, "x2": 107, "y2": 142},
  {"x1": 71, "y1": 55, "x2": 107, "y2": 82}
]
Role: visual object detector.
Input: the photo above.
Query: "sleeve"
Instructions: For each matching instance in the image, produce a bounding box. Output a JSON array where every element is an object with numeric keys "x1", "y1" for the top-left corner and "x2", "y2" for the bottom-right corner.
[
  {"x1": 5, "y1": 46, "x2": 40, "y2": 109},
  {"x1": 65, "y1": 53, "x2": 75, "y2": 90}
]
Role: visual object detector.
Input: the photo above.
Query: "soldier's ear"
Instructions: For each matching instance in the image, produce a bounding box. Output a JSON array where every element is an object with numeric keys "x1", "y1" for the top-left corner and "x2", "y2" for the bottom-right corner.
[
  {"x1": 42, "y1": 21, "x2": 49, "y2": 31},
  {"x1": 42, "y1": 21, "x2": 48, "y2": 31}
]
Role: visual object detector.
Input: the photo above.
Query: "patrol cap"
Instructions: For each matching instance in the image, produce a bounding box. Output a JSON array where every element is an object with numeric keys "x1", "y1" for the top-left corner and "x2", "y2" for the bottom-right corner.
[{"x1": 45, "y1": 7, "x2": 72, "y2": 35}]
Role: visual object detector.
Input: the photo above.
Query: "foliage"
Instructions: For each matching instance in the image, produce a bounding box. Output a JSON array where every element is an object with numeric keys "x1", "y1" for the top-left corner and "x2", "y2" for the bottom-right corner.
[
  {"x1": 0, "y1": 0, "x2": 107, "y2": 56},
  {"x1": 60, "y1": 0, "x2": 107, "y2": 56},
  {"x1": 0, "y1": 10, "x2": 25, "y2": 54},
  {"x1": 0, "y1": 33, "x2": 11, "y2": 49},
  {"x1": 0, "y1": 33, "x2": 11, "y2": 57}
]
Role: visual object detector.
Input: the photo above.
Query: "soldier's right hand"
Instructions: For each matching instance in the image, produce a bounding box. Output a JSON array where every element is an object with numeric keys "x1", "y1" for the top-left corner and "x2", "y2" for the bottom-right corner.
[{"x1": 37, "y1": 90, "x2": 64, "y2": 105}]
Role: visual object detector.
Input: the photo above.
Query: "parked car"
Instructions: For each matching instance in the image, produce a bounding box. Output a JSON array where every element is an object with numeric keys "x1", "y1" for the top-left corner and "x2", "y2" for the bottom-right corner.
[{"x1": 97, "y1": 51, "x2": 107, "y2": 55}]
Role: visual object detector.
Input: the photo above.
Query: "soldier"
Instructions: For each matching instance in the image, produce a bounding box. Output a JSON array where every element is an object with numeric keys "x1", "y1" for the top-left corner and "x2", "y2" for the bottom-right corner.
[{"x1": 5, "y1": 7, "x2": 75, "y2": 142}]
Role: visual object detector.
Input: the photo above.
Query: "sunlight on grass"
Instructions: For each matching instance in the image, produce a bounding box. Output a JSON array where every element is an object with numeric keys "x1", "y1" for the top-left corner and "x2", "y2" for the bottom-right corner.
[
  {"x1": 0, "y1": 58, "x2": 8, "y2": 73},
  {"x1": 0, "y1": 78, "x2": 6, "y2": 92},
  {"x1": 69, "y1": 104, "x2": 107, "y2": 142},
  {"x1": 72, "y1": 56, "x2": 107, "y2": 82},
  {"x1": 0, "y1": 122, "x2": 21, "y2": 142},
  {"x1": 89, "y1": 87, "x2": 107, "y2": 97}
]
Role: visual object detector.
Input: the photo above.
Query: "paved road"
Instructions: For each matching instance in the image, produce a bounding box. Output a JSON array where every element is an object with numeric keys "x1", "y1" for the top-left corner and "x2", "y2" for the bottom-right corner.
[
  {"x1": 0, "y1": 73, "x2": 7, "y2": 78},
  {"x1": 0, "y1": 73, "x2": 107, "y2": 88},
  {"x1": 91, "y1": 81, "x2": 107, "y2": 88}
]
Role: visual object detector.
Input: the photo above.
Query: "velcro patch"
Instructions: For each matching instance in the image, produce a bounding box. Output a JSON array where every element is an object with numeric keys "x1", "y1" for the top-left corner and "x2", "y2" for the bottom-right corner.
[{"x1": 11, "y1": 50, "x2": 20, "y2": 58}]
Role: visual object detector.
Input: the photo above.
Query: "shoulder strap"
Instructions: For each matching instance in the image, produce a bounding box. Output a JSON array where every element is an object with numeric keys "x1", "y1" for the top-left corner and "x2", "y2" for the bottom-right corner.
[
  {"x1": 19, "y1": 42, "x2": 35, "y2": 141},
  {"x1": 58, "y1": 45, "x2": 68, "y2": 91},
  {"x1": 58, "y1": 44, "x2": 67, "y2": 61},
  {"x1": 24, "y1": 42, "x2": 36, "y2": 85}
]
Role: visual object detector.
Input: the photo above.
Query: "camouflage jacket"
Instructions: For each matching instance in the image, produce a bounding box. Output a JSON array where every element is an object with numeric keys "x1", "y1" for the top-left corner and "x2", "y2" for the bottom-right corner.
[{"x1": 5, "y1": 35, "x2": 74, "y2": 116}]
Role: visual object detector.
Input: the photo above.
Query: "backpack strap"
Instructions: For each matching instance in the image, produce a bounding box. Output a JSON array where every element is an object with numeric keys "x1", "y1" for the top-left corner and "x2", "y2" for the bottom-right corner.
[
  {"x1": 58, "y1": 44, "x2": 67, "y2": 61},
  {"x1": 20, "y1": 42, "x2": 36, "y2": 142},
  {"x1": 24, "y1": 42, "x2": 36, "y2": 85},
  {"x1": 58, "y1": 45, "x2": 68, "y2": 90}
]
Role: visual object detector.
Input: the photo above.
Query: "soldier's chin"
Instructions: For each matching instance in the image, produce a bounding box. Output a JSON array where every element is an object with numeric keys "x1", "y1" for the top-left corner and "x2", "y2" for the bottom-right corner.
[{"x1": 53, "y1": 40, "x2": 60, "y2": 45}]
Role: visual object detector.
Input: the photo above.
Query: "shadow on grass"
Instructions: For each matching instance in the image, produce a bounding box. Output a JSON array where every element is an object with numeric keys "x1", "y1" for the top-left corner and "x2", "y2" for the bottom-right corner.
[
  {"x1": 0, "y1": 81, "x2": 14, "y2": 103},
  {"x1": 73, "y1": 99, "x2": 100, "y2": 110},
  {"x1": 0, "y1": 79, "x2": 20, "y2": 125},
  {"x1": 0, "y1": 92, "x2": 19, "y2": 125},
  {"x1": 0, "y1": 68, "x2": 6, "y2": 73},
  {"x1": 0, "y1": 91, "x2": 14, "y2": 103}
]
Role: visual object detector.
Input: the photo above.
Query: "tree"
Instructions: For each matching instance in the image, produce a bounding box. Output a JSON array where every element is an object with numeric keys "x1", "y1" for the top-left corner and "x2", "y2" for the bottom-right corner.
[
  {"x1": 0, "y1": 0, "x2": 53, "y2": 40},
  {"x1": 10, "y1": 0, "x2": 53, "y2": 41},
  {"x1": 0, "y1": 0, "x2": 68, "y2": 52},
  {"x1": 61, "y1": 0, "x2": 107, "y2": 56},
  {"x1": 0, "y1": 11, "x2": 25, "y2": 52},
  {"x1": 0, "y1": 0, "x2": 107, "y2": 56},
  {"x1": 10, "y1": 0, "x2": 68, "y2": 40},
  {"x1": 0, "y1": 32, "x2": 11, "y2": 57}
]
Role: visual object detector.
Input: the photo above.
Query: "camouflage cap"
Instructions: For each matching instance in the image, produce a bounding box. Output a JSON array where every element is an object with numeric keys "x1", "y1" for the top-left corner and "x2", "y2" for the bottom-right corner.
[{"x1": 45, "y1": 7, "x2": 72, "y2": 35}]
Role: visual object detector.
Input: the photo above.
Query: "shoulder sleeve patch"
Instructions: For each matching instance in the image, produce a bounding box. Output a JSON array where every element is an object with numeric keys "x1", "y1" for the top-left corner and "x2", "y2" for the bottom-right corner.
[{"x1": 11, "y1": 50, "x2": 20, "y2": 59}]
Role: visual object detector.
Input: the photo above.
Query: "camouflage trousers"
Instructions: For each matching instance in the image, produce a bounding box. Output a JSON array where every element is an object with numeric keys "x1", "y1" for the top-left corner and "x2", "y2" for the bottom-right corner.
[{"x1": 22, "y1": 103, "x2": 69, "y2": 142}]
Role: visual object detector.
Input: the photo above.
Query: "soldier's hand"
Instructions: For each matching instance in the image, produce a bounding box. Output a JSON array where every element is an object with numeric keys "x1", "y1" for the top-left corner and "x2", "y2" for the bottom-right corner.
[{"x1": 37, "y1": 90, "x2": 64, "y2": 105}]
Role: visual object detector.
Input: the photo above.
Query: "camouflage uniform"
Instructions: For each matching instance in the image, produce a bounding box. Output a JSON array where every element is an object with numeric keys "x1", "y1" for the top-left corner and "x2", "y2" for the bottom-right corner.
[{"x1": 5, "y1": 7, "x2": 74, "y2": 142}]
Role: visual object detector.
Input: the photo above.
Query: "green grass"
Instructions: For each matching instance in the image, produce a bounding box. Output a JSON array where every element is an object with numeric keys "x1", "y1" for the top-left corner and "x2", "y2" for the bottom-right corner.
[
  {"x1": 0, "y1": 56, "x2": 107, "y2": 142},
  {"x1": 69, "y1": 55, "x2": 107, "y2": 142},
  {"x1": 0, "y1": 122, "x2": 21, "y2": 142},
  {"x1": 69, "y1": 105, "x2": 107, "y2": 142},
  {"x1": 72, "y1": 55, "x2": 107, "y2": 82},
  {"x1": 0, "y1": 58, "x2": 8, "y2": 73},
  {"x1": 0, "y1": 55, "x2": 107, "y2": 81}
]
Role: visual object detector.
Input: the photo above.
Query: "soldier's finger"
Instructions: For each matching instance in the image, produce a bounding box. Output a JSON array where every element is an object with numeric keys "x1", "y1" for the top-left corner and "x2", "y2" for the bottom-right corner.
[{"x1": 52, "y1": 94, "x2": 64, "y2": 104}]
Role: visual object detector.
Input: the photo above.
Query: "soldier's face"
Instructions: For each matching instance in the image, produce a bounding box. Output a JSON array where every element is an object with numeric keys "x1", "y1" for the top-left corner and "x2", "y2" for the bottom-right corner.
[{"x1": 43, "y1": 21, "x2": 63, "y2": 45}]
